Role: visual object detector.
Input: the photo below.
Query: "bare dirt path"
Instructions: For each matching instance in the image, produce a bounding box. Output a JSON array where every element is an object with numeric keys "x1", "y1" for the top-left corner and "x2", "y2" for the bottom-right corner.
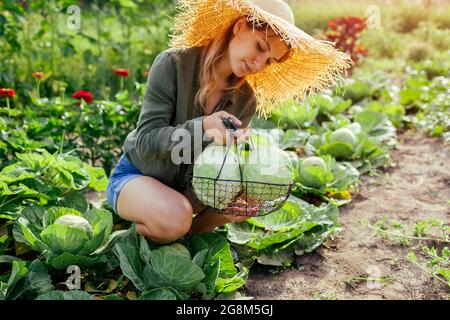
[{"x1": 245, "y1": 131, "x2": 450, "y2": 300}]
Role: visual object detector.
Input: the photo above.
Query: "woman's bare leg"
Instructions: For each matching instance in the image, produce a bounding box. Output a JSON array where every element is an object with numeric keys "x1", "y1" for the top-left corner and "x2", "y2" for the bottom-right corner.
[{"x1": 116, "y1": 176, "x2": 194, "y2": 244}]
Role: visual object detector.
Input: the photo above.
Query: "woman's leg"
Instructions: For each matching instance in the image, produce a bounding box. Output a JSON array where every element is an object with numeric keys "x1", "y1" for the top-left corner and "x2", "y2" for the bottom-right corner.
[
  {"x1": 181, "y1": 189, "x2": 249, "y2": 233},
  {"x1": 116, "y1": 176, "x2": 194, "y2": 244}
]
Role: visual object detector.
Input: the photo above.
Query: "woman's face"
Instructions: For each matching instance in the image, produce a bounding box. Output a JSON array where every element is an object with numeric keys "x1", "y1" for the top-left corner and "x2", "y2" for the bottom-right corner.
[{"x1": 229, "y1": 17, "x2": 290, "y2": 78}]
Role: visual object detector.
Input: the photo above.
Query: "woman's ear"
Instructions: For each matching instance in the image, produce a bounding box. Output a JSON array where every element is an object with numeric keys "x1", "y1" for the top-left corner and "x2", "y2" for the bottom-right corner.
[{"x1": 233, "y1": 17, "x2": 247, "y2": 36}]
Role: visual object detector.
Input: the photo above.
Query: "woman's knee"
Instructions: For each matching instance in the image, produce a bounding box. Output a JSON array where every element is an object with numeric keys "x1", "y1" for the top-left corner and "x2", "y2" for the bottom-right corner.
[{"x1": 141, "y1": 194, "x2": 193, "y2": 242}]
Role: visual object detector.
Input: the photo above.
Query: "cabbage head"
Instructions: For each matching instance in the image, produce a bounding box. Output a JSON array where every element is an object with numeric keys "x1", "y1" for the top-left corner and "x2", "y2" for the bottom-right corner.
[
  {"x1": 192, "y1": 144, "x2": 242, "y2": 210},
  {"x1": 299, "y1": 156, "x2": 334, "y2": 188},
  {"x1": 330, "y1": 127, "x2": 357, "y2": 147},
  {"x1": 54, "y1": 214, "x2": 93, "y2": 238},
  {"x1": 242, "y1": 144, "x2": 294, "y2": 202},
  {"x1": 319, "y1": 127, "x2": 357, "y2": 159},
  {"x1": 344, "y1": 122, "x2": 362, "y2": 135},
  {"x1": 14, "y1": 206, "x2": 113, "y2": 269}
]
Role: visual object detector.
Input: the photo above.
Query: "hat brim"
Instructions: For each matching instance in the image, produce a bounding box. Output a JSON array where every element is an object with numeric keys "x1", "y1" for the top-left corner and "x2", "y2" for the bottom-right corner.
[{"x1": 169, "y1": 0, "x2": 353, "y2": 117}]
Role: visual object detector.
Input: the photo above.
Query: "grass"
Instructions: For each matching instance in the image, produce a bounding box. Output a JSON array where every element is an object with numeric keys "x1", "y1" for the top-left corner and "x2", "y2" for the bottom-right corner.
[{"x1": 344, "y1": 274, "x2": 394, "y2": 291}]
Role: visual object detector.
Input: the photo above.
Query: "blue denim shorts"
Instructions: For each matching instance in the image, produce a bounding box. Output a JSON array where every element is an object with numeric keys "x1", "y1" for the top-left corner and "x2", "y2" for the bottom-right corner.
[{"x1": 107, "y1": 153, "x2": 144, "y2": 215}]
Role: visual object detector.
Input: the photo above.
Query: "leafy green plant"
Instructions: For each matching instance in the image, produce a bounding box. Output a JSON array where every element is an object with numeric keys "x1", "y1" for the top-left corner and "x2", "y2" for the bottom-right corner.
[
  {"x1": 305, "y1": 111, "x2": 395, "y2": 174},
  {"x1": 192, "y1": 145, "x2": 242, "y2": 210},
  {"x1": 407, "y1": 247, "x2": 450, "y2": 288},
  {"x1": 269, "y1": 98, "x2": 319, "y2": 129},
  {"x1": 35, "y1": 290, "x2": 94, "y2": 300},
  {"x1": 13, "y1": 206, "x2": 114, "y2": 270},
  {"x1": 0, "y1": 259, "x2": 54, "y2": 300},
  {"x1": 341, "y1": 78, "x2": 372, "y2": 103},
  {"x1": 114, "y1": 230, "x2": 248, "y2": 300},
  {"x1": 242, "y1": 144, "x2": 294, "y2": 203},
  {"x1": 226, "y1": 196, "x2": 340, "y2": 267},
  {"x1": 292, "y1": 155, "x2": 360, "y2": 205},
  {"x1": 0, "y1": 150, "x2": 107, "y2": 220},
  {"x1": 362, "y1": 217, "x2": 450, "y2": 288}
]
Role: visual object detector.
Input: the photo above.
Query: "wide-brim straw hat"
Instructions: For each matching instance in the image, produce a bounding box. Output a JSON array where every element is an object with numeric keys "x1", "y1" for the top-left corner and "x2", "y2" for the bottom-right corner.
[{"x1": 168, "y1": 0, "x2": 353, "y2": 118}]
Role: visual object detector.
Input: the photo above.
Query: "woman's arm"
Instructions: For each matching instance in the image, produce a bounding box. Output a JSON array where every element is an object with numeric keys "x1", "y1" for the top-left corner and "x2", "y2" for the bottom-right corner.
[{"x1": 134, "y1": 51, "x2": 205, "y2": 161}]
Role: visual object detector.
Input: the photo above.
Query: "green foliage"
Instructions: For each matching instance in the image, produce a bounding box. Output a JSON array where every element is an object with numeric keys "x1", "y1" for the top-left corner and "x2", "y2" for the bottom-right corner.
[
  {"x1": 305, "y1": 111, "x2": 394, "y2": 173},
  {"x1": 0, "y1": 1, "x2": 176, "y2": 99},
  {"x1": 0, "y1": 259, "x2": 54, "y2": 300},
  {"x1": 113, "y1": 230, "x2": 248, "y2": 300},
  {"x1": 226, "y1": 196, "x2": 339, "y2": 267},
  {"x1": 363, "y1": 217, "x2": 450, "y2": 287},
  {"x1": 0, "y1": 92, "x2": 141, "y2": 175},
  {"x1": 12, "y1": 206, "x2": 114, "y2": 270},
  {"x1": 0, "y1": 150, "x2": 107, "y2": 219},
  {"x1": 0, "y1": 0, "x2": 448, "y2": 300}
]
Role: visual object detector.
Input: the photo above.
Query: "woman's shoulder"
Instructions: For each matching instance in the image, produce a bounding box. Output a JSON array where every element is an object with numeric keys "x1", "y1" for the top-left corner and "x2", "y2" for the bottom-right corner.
[
  {"x1": 160, "y1": 46, "x2": 204, "y2": 58},
  {"x1": 153, "y1": 46, "x2": 203, "y2": 70}
]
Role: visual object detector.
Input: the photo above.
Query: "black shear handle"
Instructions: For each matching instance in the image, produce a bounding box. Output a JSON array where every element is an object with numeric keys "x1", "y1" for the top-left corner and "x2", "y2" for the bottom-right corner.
[{"x1": 222, "y1": 117, "x2": 239, "y2": 131}]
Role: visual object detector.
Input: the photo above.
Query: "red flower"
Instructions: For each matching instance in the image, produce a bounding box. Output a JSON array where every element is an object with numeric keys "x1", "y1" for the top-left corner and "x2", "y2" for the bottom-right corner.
[
  {"x1": 32, "y1": 72, "x2": 44, "y2": 79},
  {"x1": 72, "y1": 90, "x2": 93, "y2": 104},
  {"x1": 327, "y1": 20, "x2": 337, "y2": 31},
  {"x1": 0, "y1": 88, "x2": 15, "y2": 97},
  {"x1": 144, "y1": 71, "x2": 150, "y2": 77},
  {"x1": 114, "y1": 68, "x2": 130, "y2": 77}
]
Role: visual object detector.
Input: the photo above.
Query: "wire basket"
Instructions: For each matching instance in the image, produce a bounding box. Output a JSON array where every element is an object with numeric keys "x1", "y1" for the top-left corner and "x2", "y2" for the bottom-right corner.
[{"x1": 185, "y1": 118, "x2": 294, "y2": 217}]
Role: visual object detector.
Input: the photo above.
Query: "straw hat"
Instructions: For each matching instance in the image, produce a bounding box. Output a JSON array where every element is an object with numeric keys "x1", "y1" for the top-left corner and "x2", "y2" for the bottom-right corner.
[{"x1": 168, "y1": 0, "x2": 353, "y2": 118}]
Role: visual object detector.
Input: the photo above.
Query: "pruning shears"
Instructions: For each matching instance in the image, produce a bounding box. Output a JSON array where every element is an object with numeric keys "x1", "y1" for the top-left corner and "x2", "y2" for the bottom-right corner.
[{"x1": 222, "y1": 117, "x2": 255, "y2": 151}]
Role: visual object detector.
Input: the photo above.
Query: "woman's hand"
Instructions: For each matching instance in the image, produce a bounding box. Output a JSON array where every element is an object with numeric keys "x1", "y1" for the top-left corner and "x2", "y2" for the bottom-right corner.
[
  {"x1": 189, "y1": 209, "x2": 251, "y2": 234},
  {"x1": 203, "y1": 111, "x2": 252, "y2": 145},
  {"x1": 218, "y1": 213, "x2": 250, "y2": 223}
]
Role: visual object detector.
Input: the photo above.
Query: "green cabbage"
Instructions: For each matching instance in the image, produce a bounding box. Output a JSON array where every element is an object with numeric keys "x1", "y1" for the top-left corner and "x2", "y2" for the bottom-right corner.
[
  {"x1": 342, "y1": 79, "x2": 372, "y2": 103},
  {"x1": 318, "y1": 127, "x2": 357, "y2": 159},
  {"x1": 345, "y1": 122, "x2": 362, "y2": 135},
  {"x1": 192, "y1": 145, "x2": 242, "y2": 210},
  {"x1": 14, "y1": 206, "x2": 113, "y2": 269},
  {"x1": 299, "y1": 156, "x2": 334, "y2": 188},
  {"x1": 330, "y1": 127, "x2": 357, "y2": 147},
  {"x1": 54, "y1": 214, "x2": 93, "y2": 238},
  {"x1": 242, "y1": 145, "x2": 294, "y2": 202}
]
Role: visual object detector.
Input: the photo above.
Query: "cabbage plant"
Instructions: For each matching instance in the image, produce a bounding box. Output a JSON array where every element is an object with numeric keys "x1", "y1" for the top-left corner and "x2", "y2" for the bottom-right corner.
[
  {"x1": 299, "y1": 156, "x2": 334, "y2": 189},
  {"x1": 13, "y1": 206, "x2": 113, "y2": 269},
  {"x1": 290, "y1": 155, "x2": 360, "y2": 206},
  {"x1": 114, "y1": 230, "x2": 248, "y2": 300},
  {"x1": 226, "y1": 196, "x2": 339, "y2": 267},
  {"x1": 305, "y1": 112, "x2": 395, "y2": 171}
]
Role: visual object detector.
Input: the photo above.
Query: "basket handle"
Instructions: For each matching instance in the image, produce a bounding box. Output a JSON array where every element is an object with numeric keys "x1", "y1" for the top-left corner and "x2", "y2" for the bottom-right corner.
[{"x1": 215, "y1": 118, "x2": 244, "y2": 182}]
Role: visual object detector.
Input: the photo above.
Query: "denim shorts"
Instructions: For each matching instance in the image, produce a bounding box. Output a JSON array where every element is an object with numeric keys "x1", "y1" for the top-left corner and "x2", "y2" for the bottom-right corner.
[{"x1": 107, "y1": 153, "x2": 144, "y2": 215}]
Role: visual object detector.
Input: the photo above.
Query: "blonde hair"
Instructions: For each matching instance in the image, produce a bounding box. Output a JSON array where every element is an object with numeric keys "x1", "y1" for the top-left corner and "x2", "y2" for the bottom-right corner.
[{"x1": 194, "y1": 16, "x2": 293, "y2": 112}]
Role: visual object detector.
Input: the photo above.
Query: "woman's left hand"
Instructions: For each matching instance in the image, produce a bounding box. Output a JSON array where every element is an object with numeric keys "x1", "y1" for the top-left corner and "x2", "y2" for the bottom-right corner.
[
  {"x1": 220, "y1": 213, "x2": 251, "y2": 223},
  {"x1": 233, "y1": 127, "x2": 252, "y2": 145}
]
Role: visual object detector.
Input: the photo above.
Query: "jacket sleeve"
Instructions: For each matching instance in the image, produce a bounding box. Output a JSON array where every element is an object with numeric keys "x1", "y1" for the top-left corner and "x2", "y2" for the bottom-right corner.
[
  {"x1": 240, "y1": 89, "x2": 257, "y2": 129},
  {"x1": 134, "y1": 51, "x2": 205, "y2": 161}
]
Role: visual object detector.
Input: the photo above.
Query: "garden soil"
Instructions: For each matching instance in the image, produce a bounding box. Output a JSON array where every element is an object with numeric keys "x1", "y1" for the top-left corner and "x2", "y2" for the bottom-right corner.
[{"x1": 244, "y1": 130, "x2": 450, "y2": 300}]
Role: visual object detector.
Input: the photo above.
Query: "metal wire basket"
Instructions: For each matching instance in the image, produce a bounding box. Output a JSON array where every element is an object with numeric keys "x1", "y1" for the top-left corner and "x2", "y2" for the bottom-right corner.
[{"x1": 185, "y1": 118, "x2": 294, "y2": 217}]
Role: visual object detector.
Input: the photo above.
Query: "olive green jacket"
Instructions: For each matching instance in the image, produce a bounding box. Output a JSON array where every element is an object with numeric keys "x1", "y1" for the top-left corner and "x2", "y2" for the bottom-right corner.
[{"x1": 123, "y1": 46, "x2": 257, "y2": 191}]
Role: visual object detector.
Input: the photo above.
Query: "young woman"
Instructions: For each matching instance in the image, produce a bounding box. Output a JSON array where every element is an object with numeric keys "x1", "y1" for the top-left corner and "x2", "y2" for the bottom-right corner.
[{"x1": 107, "y1": 0, "x2": 351, "y2": 244}]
